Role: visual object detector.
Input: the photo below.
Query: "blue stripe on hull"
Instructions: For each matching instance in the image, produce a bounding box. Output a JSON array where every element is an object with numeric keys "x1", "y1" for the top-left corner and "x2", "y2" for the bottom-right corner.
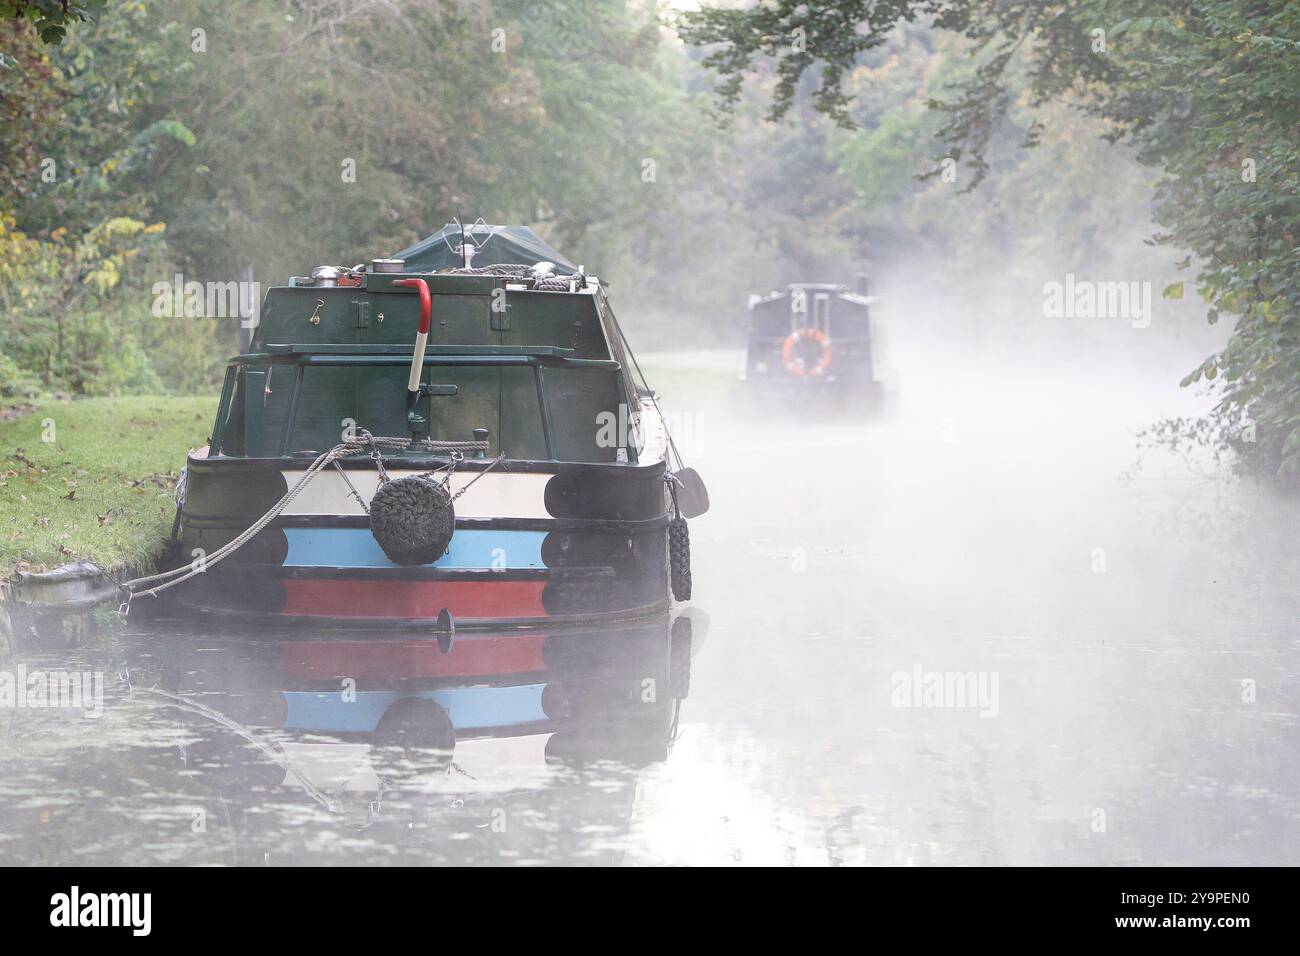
[
  {"x1": 283, "y1": 684, "x2": 548, "y2": 732},
  {"x1": 283, "y1": 527, "x2": 546, "y2": 569}
]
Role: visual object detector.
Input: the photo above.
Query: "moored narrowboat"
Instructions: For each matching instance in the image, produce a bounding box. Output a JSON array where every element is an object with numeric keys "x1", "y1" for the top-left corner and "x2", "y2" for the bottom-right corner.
[
  {"x1": 741, "y1": 277, "x2": 895, "y2": 409},
  {"x1": 160, "y1": 223, "x2": 707, "y2": 630}
]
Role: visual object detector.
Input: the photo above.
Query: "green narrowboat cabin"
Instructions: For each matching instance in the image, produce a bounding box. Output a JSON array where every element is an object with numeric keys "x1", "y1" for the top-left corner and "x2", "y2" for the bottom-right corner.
[{"x1": 165, "y1": 223, "x2": 703, "y2": 630}]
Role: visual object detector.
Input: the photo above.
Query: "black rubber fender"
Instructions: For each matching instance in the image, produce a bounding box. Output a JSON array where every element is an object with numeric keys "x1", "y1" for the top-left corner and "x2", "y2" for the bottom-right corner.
[{"x1": 668, "y1": 516, "x2": 691, "y2": 601}]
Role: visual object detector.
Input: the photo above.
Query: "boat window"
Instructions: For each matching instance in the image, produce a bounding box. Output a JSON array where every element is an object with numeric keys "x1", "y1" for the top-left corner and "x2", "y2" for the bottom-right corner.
[
  {"x1": 289, "y1": 365, "x2": 548, "y2": 460},
  {"x1": 749, "y1": 298, "x2": 793, "y2": 338},
  {"x1": 814, "y1": 293, "x2": 831, "y2": 333},
  {"x1": 833, "y1": 299, "x2": 872, "y2": 339},
  {"x1": 544, "y1": 366, "x2": 623, "y2": 463},
  {"x1": 598, "y1": 298, "x2": 642, "y2": 404},
  {"x1": 216, "y1": 361, "x2": 626, "y2": 463},
  {"x1": 219, "y1": 364, "x2": 293, "y2": 457}
]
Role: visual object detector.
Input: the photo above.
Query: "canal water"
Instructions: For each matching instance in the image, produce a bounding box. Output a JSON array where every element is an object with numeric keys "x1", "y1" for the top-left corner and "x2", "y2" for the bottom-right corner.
[{"x1": 1, "y1": 350, "x2": 1297, "y2": 865}]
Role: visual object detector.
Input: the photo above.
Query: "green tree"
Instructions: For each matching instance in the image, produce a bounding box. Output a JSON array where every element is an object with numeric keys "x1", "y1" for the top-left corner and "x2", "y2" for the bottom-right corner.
[
  {"x1": 2, "y1": 3, "x2": 200, "y2": 397},
  {"x1": 0, "y1": 19, "x2": 62, "y2": 202},
  {"x1": 0, "y1": 0, "x2": 106, "y2": 49}
]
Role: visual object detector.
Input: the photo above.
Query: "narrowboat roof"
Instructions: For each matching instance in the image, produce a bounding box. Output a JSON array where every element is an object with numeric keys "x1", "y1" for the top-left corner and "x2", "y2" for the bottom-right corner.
[
  {"x1": 252, "y1": 269, "x2": 615, "y2": 359},
  {"x1": 748, "y1": 283, "x2": 876, "y2": 308}
]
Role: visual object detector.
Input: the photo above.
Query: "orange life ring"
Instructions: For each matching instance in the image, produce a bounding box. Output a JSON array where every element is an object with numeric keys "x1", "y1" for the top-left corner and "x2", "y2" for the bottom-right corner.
[{"x1": 781, "y1": 327, "x2": 833, "y2": 378}]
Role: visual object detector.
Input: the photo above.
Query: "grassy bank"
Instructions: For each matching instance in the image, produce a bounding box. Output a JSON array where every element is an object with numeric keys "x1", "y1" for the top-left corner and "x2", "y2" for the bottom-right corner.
[{"x1": 0, "y1": 396, "x2": 215, "y2": 580}]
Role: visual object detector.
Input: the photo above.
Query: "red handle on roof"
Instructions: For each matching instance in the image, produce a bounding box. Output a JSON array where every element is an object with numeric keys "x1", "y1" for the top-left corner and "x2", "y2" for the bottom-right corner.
[{"x1": 394, "y1": 278, "x2": 431, "y2": 334}]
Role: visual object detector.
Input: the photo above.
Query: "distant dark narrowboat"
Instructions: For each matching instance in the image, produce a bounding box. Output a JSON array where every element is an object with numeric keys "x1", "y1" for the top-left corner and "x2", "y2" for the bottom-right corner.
[
  {"x1": 170, "y1": 223, "x2": 706, "y2": 630},
  {"x1": 741, "y1": 278, "x2": 894, "y2": 408}
]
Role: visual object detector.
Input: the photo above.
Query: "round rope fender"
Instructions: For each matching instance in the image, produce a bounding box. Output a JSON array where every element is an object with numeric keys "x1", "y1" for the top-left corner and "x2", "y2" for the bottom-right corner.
[
  {"x1": 781, "y1": 327, "x2": 833, "y2": 378},
  {"x1": 369, "y1": 476, "x2": 455, "y2": 566}
]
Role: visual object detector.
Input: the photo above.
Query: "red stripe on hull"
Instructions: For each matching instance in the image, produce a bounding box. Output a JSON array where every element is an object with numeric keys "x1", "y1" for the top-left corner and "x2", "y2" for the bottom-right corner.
[
  {"x1": 280, "y1": 635, "x2": 547, "y2": 679},
  {"x1": 280, "y1": 579, "x2": 548, "y2": 620}
]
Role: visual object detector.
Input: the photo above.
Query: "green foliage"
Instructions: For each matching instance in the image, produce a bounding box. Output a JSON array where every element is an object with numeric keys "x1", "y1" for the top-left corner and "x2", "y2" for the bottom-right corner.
[
  {"x1": 56, "y1": 0, "x2": 699, "y2": 288},
  {"x1": 0, "y1": 0, "x2": 106, "y2": 48},
  {"x1": 0, "y1": 212, "x2": 172, "y2": 395},
  {"x1": 0, "y1": 19, "x2": 62, "y2": 198},
  {"x1": 825, "y1": 27, "x2": 1179, "y2": 352},
  {"x1": 16, "y1": 1, "x2": 196, "y2": 230},
  {"x1": 1, "y1": 3, "x2": 219, "y2": 399},
  {"x1": 678, "y1": 0, "x2": 901, "y2": 127},
  {"x1": 0, "y1": 347, "x2": 41, "y2": 399}
]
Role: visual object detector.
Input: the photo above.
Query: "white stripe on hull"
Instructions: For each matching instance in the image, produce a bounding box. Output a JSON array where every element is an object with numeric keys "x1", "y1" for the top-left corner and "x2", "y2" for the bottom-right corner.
[{"x1": 282, "y1": 469, "x2": 553, "y2": 519}]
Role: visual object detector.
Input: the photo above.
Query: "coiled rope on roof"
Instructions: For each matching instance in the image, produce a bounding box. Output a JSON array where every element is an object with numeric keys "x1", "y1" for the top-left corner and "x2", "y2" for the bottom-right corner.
[{"x1": 437, "y1": 262, "x2": 588, "y2": 292}]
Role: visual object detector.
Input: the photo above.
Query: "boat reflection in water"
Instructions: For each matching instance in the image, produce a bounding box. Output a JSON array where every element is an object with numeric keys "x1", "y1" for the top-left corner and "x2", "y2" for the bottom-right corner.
[{"x1": 151, "y1": 609, "x2": 704, "y2": 863}]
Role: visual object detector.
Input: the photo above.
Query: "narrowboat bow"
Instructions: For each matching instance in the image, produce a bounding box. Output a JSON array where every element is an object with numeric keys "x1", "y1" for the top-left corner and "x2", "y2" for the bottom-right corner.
[{"x1": 164, "y1": 224, "x2": 708, "y2": 630}]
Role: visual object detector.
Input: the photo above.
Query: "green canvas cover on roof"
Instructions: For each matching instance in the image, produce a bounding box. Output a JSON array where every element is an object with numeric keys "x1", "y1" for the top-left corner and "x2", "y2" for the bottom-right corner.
[{"x1": 393, "y1": 223, "x2": 577, "y2": 273}]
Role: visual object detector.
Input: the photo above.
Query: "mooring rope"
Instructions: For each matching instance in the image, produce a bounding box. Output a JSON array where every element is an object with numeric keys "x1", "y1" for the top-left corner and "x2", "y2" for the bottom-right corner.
[
  {"x1": 133, "y1": 685, "x2": 341, "y2": 812},
  {"x1": 116, "y1": 431, "x2": 490, "y2": 603}
]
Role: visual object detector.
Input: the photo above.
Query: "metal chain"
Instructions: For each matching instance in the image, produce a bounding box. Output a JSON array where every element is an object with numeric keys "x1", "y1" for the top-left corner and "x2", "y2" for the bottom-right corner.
[
  {"x1": 418, "y1": 451, "x2": 462, "y2": 488},
  {"x1": 367, "y1": 432, "x2": 391, "y2": 485},
  {"x1": 332, "y1": 460, "x2": 370, "y2": 515},
  {"x1": 407, "y1": 450, "x2": 504, "y2": 502},
  {"x1": 449, "y1": 453, "x2": 505, "y2": 503}
]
